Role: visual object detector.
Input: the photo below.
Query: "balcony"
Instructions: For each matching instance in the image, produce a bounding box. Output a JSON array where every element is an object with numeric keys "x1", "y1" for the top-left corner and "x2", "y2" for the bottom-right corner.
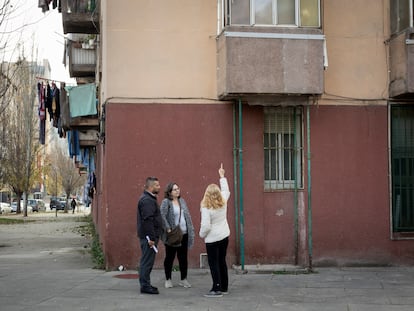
[
  {"x1": 61, "y1": 0, "x2": 100, "y2": 34},
  {"x1": 67, "y1": 40, "x2": 96, "y2": 78},
  {"x1": 70, "y1": 116, "x2": 99, "y2": 130},
  {"x1": 389, "y1": 28, "x2": 414, "y2": 99},
  {"x1": 217, "y1": 27, "x2": 325, "y2": 100},
  {"x1": 78, "y1": 130, "x2": 99, "y2": 146}
]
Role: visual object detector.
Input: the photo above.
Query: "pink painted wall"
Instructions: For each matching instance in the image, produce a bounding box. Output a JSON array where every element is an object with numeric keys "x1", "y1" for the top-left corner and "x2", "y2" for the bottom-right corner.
[
  {"x1": 310, "y1": 105, "x2": 414, "y2": 265},
  {"x1": 102, "y1": 102, "x2": 235, "y2": 269},
  {"x1": 97, "y1": 103, "x2": 414, "y2": 270}
]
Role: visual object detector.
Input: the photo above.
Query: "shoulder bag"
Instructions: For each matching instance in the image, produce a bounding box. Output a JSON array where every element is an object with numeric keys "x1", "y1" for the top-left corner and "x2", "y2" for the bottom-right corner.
[{"x1": 167, "y1": 201, "x2": 183, "y2": 247}]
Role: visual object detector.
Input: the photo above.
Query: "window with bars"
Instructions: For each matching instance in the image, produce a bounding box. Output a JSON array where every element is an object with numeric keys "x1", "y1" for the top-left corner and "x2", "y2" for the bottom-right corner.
[
  {"x1": 226, "y1": 0, "x2": 320, "y2": 27},
  {"x1": 264, "y1": 106, "x2": 303, "y2": 190},
  {"x1": 391, "y1": 105, "x2": 414, "y2": 232}
]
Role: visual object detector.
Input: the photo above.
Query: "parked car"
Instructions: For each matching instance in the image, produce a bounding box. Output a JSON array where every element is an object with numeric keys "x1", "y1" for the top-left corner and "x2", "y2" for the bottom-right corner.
[
  {"x1": 50, "y1": 197, "x2": 67, "y2": 210},
  {"x1": 11, "y1": 200, "x2": 34, "y2": 213},
  {"x1": 27, "y1": 199, "x2": 39, "y2": 212},
  {"x1": 35, "y1": 199, "x2": 46, "y2": 211},
  {"x1": 0, "y1": 202, "x2": 11, "y2": 214}
]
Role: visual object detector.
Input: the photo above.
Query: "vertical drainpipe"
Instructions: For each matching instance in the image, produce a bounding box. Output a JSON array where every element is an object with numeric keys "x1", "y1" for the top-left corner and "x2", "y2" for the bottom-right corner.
[
  {"x1": 306, "y1": 105, "x2": 313, "y2": 271},
  {"x1": 238, "y1": 99, "x2": 245, "y2": 270},
  {"x1": 233, "y1": 102, "x2": 240, "y2": 262},
  {"x1": 293, "y1": 107, "x2": 299, "y2": 265}
]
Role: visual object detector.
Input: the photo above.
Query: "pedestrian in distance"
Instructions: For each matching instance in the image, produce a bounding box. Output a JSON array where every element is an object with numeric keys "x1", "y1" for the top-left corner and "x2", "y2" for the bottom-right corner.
[
  {"x1": 137, "y1": 177, "x2": 163, "y2": 295},
  {"x1": 160, "y1": 182, "x2": 195, "y2": 289},
  {"x1": 199, "y1": 163, "x2": 231, "y2": 298},
  {"x1": 71, "y1": 198, "x2": 76, "y2": 214}
]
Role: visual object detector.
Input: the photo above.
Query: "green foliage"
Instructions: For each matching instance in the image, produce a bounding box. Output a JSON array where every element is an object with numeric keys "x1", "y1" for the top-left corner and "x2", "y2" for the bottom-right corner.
[
  {"x1": 74, "y1": 215, "x2": 105, "y2": 269},
  {"x1": 0, "y1": 217, "x2": 35, "y2": 224},
  {"x1": 91, "y1": 232, "x2": 105, "y2": 270},
  {"x1": 86, "y1": 215, "x2": 105, "y2": 270}
]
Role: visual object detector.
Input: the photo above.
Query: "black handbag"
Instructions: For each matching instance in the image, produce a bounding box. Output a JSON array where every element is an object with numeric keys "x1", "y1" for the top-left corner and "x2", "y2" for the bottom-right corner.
[{"x1": 167, "y1": 202, "x2": 183, "y2": 247}]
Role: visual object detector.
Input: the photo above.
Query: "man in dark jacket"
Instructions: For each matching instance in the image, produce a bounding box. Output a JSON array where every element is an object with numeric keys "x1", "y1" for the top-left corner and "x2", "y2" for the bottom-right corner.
[{"x1": 137, "y1": 176, "x2": 162, "y2": 294}]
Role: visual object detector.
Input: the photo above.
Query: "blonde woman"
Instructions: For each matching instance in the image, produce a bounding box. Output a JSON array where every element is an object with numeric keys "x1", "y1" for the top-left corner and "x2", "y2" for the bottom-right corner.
[{"x1": 199, "y1": 164, "x2": 230, "y2": 298}]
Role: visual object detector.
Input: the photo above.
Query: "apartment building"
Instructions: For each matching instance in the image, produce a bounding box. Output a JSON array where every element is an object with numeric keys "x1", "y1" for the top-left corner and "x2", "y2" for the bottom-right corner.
[{"x1": 59, "y1": 0, "x2": 414, "y2": 269}]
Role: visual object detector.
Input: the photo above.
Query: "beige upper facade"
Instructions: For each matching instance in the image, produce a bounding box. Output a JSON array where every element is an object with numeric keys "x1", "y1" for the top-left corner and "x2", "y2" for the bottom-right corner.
[
  {"x1": 100, "y1": 0, "x2": 392, "y2": 105},
  {"x1": 101, "y1": 0, "x2": 218, "y2": 101}
]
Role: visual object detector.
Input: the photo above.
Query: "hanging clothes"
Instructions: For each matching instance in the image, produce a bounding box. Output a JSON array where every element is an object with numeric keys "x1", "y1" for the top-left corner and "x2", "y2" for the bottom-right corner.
[
  {"x1": 65, "y1": 83, "x2": 97, "y2": 118},
  {"x1": 50, "y1": 82, "x2": 61, "y2": 128},
  {"x1": 37, "y1": 82, "x2": 46, "y2": 145}
]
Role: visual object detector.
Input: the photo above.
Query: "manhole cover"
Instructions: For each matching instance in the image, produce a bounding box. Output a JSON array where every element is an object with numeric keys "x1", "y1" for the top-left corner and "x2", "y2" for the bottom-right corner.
[{"x1": 113, "y1": 274, "x2": 139, "y2": 279}]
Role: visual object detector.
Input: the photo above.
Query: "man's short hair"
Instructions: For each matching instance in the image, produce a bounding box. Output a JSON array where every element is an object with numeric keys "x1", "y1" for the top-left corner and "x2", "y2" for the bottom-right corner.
[{"x1": 145, "y1": 176, "x2": 159, "y2": 189}]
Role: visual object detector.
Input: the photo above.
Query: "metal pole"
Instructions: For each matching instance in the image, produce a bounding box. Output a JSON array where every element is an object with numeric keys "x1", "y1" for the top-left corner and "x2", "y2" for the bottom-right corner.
[
  {"x1": 232, "y1": 102, "x2": 240, "y2": 262},
  {"x1": 306, "y1": 105, "x2": 313, "y2": 271},
  {"x1": 293, "y1": 107, "x2": 299, "y2": 265},
  {"x1": 238, "y1": 99, "x2": 245, "y2": 270}
]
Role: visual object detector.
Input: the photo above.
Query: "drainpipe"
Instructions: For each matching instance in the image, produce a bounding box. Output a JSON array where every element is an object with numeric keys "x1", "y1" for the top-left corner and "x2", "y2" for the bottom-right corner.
[
  {"x1": 233, "y1": 102, "x2": 240, "y2": 262},
  {"x1": 293, "y1": 107, "x2": 299, "y2": 265},
  {"x1": 238, "y1": 99, "x2": 245, "y2": 270},
  {"x1": 306, "y1": 105, "x2": 313, "y2": 271}
]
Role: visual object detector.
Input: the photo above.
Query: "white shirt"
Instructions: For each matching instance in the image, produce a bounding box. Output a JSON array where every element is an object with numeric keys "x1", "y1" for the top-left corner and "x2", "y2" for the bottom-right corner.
[{"x1": 199, "y1": 177, "x2": 230, "y2": 243}]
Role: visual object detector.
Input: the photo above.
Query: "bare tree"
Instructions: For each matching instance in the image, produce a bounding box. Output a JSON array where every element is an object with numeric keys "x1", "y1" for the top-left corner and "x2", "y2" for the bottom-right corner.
[
  {"x1": 0, "y1": 0, "x2": 36, "y2": 188},
  {"x1": 1, "y1": 57, "x2": 41, "y2": 215},
  {"x1": 48, "y1": 141, "x2": 86, "y2": 213}
]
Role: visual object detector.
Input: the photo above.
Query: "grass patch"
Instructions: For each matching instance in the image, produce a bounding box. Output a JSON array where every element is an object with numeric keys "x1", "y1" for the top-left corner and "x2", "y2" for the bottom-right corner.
[
  {"x1": 0, "y1": 217, "x2": 36, "y2": 225},
  {"x1": 76, "y1": 215, "x2": 105, "y2": 270}
]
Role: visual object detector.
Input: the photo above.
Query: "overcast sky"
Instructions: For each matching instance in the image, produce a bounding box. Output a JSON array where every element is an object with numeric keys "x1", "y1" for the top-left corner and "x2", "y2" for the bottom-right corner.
[{"x1": 1, "y1": 0, "x2": 75, "y2": 83}]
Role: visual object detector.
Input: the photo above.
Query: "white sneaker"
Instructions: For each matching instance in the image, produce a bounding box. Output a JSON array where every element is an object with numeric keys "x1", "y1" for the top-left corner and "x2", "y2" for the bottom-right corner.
[
  {"x1": 165, "y1": 279, "x2": 173, "y2": 288},
  {"x1": 178, "y1": 279, "x2": 191, "y2": 288}
]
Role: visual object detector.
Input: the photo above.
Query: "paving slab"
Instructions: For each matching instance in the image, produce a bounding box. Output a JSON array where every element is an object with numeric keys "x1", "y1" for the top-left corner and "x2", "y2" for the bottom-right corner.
[{"x1": 1, "y1": 213, "x2": 414, "y2": 311}]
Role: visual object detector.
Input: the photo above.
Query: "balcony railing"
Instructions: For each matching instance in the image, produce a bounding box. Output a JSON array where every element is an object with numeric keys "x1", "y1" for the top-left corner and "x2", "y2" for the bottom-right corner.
[
  {"x1": 67, "y1": 40, "x2": 96, "y2": 77},
  {"x1": 61, "y1": 0, "x2": 100, "y2": 34},
  {"x1": 217, "y1": 27, "x2": 325, "y2": 99}
]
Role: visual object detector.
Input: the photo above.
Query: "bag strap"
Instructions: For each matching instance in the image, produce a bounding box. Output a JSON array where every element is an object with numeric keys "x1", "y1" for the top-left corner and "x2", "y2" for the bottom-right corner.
[{"x1": 169, "y1": 200, "x2": 181, "y2": 225}]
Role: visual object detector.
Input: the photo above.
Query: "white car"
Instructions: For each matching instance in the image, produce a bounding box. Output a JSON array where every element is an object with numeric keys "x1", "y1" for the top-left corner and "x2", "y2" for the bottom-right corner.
[
  {"x1": 10, "y1": 201, "x2": 33, "y2": 213},
  {"x1": 0, "y1": 202, "x2": 11, "y2": 214}
]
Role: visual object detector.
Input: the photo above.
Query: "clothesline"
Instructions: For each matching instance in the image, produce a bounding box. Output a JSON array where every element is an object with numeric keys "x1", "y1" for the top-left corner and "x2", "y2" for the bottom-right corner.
[{"x1": 36, "y1": 76, "x2": 74, "y2": 85}]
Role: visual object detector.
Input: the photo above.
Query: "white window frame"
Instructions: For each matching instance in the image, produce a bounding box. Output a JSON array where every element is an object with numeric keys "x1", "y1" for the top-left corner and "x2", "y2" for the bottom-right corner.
[{"x1": 224, "y1": 0, "x2": 320, "y2": 27}]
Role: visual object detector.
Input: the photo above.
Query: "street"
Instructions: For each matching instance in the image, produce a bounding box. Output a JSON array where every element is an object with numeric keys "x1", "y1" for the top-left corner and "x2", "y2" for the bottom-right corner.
[{"x1": 0, "y1": 213, "x2": 414, "y2": 311}]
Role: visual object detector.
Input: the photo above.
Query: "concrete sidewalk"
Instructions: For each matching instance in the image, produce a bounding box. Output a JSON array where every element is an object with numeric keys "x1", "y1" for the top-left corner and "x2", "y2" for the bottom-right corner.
[{"x1": 1, "y1": 214, "x2": 414, "y2": 310}]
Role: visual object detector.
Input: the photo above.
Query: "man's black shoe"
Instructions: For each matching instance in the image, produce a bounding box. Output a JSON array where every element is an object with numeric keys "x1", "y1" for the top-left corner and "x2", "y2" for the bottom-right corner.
[
  {"x1": 141, "y1": 287, "x2": 159, "y2": 294},
  {"x1": 151, "y1": 285, "x2": 158, "y2": 291}
]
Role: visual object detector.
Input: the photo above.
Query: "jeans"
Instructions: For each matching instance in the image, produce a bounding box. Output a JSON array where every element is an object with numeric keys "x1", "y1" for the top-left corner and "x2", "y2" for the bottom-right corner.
[
  {"x1": 164, "y1": 234, "x2": 188, "y2": 280},
  {"x1": 205, "y1": 237, "x2": 229, "y2": 292},
  {"x1": 139, "y1": 238, "x2": 156, "y2": 289}
]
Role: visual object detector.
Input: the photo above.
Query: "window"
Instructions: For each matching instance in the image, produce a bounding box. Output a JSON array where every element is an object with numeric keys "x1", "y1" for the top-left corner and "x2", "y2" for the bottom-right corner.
[
  {"x1": 227, "y1": 0, "x2": 320, "y2": 27},
  {"x1": 390, "y1": 0, "x2": 413, "y2": 35},
  {"x1": 391, "y1": 105, "x2": 414, "y2": 232},
  {"x1": 264, "y1": 106, "x2": 303, "y2": 190}
]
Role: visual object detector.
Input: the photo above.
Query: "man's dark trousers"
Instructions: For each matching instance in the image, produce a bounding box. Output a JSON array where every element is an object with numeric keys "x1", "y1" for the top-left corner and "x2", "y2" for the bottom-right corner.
[{"x1": 139, "y1": 238, "x2": 156, "y2": 289}]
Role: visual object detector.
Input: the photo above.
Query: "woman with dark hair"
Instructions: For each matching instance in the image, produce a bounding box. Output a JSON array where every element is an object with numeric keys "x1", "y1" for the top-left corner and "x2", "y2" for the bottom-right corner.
[{"x1": 160, "y1": 182, "x2": 195, "y2": 289}]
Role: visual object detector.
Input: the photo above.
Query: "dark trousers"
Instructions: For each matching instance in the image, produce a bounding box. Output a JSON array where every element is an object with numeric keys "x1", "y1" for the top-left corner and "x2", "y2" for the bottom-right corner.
[
  {"x1": 164, "y1": 234, "x2": 188, "y2": 280},
  {"x1": 139, "y1": 238, "x2": 157, "y2": 289},
  {"x1": 205, "y1": 237, "x2": 229, "y2": 292}
]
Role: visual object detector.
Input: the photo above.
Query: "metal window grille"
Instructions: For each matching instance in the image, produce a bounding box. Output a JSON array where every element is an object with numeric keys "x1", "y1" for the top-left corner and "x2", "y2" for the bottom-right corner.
[
  {"x1": 264, "y1": 106, "x2": 303, "y2": 190},
  {"x1": 391, "y1": 105, "x2": 414, "y2": 232}
]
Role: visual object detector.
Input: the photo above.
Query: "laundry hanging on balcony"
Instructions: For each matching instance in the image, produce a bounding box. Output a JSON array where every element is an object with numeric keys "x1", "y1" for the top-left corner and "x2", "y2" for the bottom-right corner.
[{"x1": 65, "y1": 83, "x2": 97, "y2": 118}]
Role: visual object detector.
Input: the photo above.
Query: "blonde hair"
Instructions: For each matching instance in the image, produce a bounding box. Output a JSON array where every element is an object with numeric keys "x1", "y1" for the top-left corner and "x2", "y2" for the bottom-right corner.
[{"x1": 201, "y1": 183, "x2": 225, "y2": 210}]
